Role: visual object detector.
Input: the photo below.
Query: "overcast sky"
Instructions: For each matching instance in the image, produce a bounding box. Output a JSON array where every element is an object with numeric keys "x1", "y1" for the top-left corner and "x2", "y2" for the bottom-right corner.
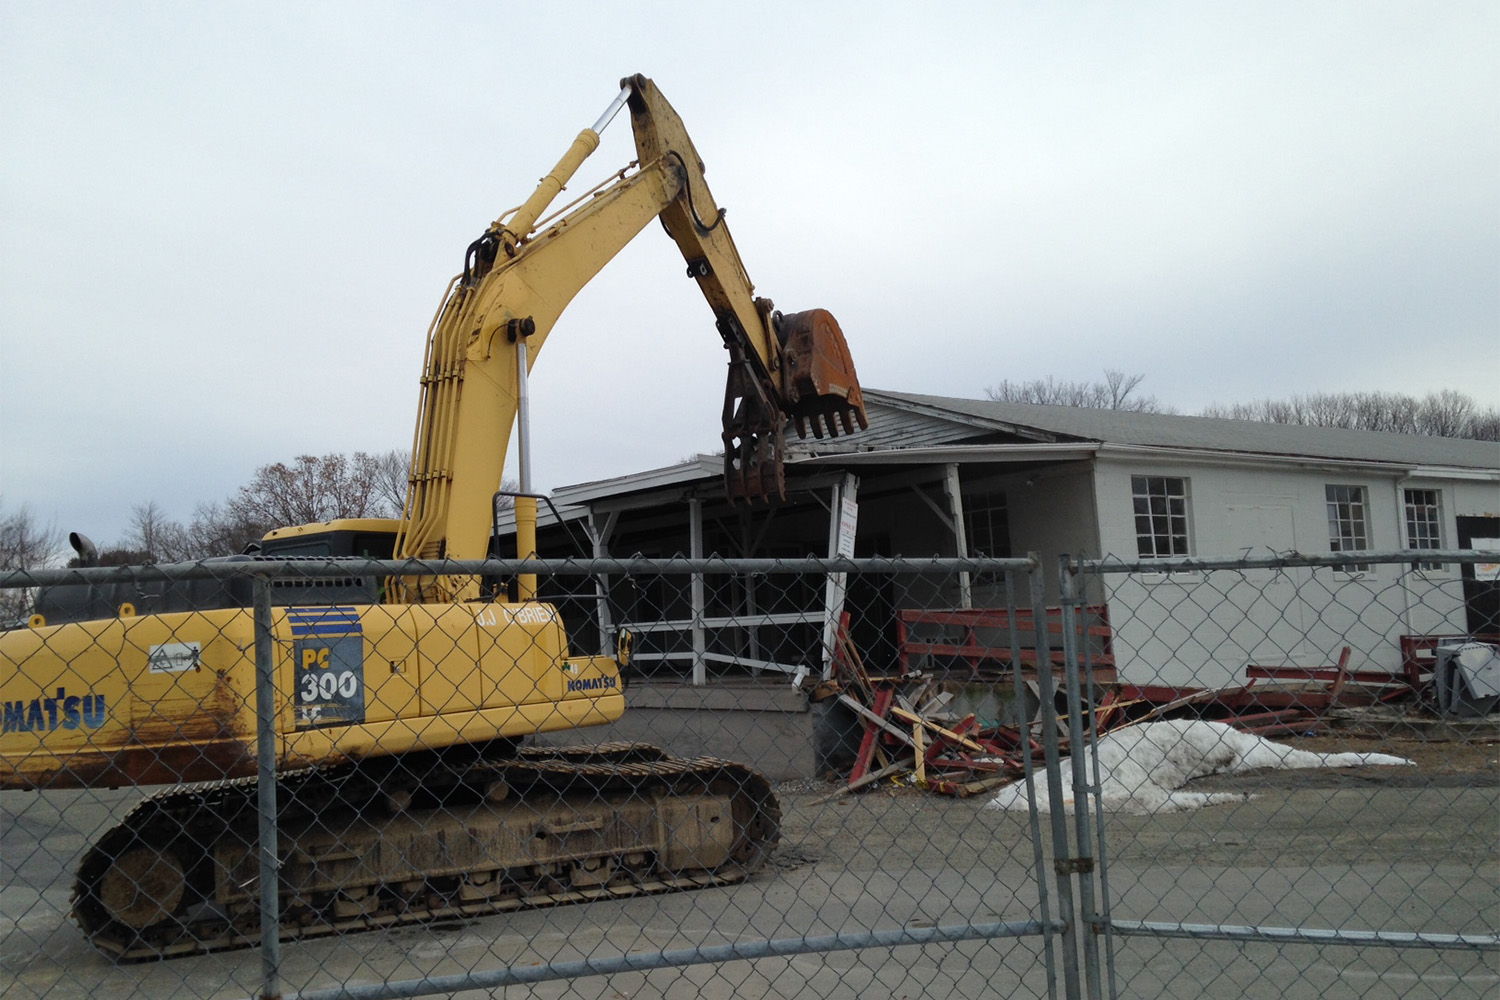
[{"x1": 3, "y1": 2, "x2": 1496, "y2": 546}]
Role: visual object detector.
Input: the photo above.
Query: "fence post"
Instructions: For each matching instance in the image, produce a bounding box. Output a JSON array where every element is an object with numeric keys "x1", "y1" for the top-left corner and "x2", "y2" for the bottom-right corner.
[
  {"x1": 1007, "y1": 567, "x2": 1062, "y2": 995},
  {"x1": 1030, "y1": 554, "x2": 1084, "y2": 1000},
  {"x1": 689, "y1": 498, "x2": 706, "y2": 685},
  {"x1": 253, "y1": 575, "x2": 282, "y2": 1000},
  {"x1": 1058, "y1": 555, "x2": 1104, "y2": 1000}
]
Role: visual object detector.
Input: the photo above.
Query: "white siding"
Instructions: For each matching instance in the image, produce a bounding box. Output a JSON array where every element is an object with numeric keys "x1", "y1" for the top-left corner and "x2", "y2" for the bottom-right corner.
[
  {"x1": 1092, "y1": 457, "x2": 1471, "y2": 688},
  {"x1": 1451, "y1": 480, "x2": 1500, "y2": 520},
  {"x1": 1003, "y1": 465, "x2": 1100, "y2": 601}
]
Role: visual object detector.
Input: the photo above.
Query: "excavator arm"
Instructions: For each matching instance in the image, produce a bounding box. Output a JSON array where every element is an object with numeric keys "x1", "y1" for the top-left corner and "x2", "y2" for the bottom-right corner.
[
  {"x1": 395, "y1": 75, "x2": 867, "y2": 584},
  {"x1": 625, "y1": 76, "x2": 868, "y2": 490}
]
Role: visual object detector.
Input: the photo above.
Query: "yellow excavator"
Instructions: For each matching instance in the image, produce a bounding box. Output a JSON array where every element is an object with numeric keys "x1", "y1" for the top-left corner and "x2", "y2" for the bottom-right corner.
[{"x1": 0, "y1": 75, "x2": 868, "y2": 959}]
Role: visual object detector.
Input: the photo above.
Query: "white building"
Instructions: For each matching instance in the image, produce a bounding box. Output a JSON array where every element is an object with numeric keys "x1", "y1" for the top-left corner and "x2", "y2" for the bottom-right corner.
[{"x1": 516, "y1": 389, "x2": 1500, "y2": 691}]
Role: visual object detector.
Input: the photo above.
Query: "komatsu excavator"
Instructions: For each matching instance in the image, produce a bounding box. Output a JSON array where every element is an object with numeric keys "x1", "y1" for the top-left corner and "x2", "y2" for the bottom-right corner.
[{"x1": 0, "y1": 75, "x2": 868, "y2": 959}]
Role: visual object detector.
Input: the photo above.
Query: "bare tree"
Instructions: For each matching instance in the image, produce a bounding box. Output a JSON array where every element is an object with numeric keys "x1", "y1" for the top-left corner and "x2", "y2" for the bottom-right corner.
[
  {"x1": 370, "y1": 449, "x2": 411, "y2": 517},
  {"x1": 0, "y1": 500, "x2": 64, "y2": 621},
  {"x1": 493, "y1": 478, "x2": 521, "y2": 515},
  {"x1": 227, "y1": 452, "x2": 400, "y2": 529},
  {"x1": 121, "y1": 501, "x2": 192, "y2": 562},
  {"x1": 184, "y1": 500, "x2": 269, "y2": 557},
  {"x1": 1201, "y1": 390, "x2": 1498, "y2": 440},
  {"x1": 1469, "y1": 409, "x2": 1500, "y2": 442},
  {"x1": 985, "y1": 370, "x2": 1172, "y2": 413},
  {"x1": 107, "y1": 451, "x2": 413, "y2": 560}
]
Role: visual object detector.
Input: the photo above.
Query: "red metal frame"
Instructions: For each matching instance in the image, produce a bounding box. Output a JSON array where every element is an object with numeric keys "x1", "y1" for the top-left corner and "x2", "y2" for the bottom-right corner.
[
  {"x1": 1400, "y1": 633, "x2": 1500, "y2": 689},
  {"x1": 895, "y1": 603, "x2": 1116, "y2": 681}
]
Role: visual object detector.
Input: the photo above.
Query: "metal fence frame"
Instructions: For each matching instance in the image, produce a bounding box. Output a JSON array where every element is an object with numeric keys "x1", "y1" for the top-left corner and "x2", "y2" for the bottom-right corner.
[
  {"x1": 2, "y1": 550, "x2": 1497, "y2": 1000},
  {"x1": 3, "y1": 556, "x2": 1075, "y2": 1000},
  {"x1": 1058, "y1": 548, "x2": 1500, "y2": 1000}
]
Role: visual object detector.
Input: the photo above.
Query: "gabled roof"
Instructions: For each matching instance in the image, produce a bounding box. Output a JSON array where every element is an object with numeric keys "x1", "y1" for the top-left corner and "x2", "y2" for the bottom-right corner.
[
  {"x1": 799, "y1": 389, "x2": 1500, "y2": 472},
  {"x1": 524, "y1": 390, "x2": 1498, "y2": 521}
]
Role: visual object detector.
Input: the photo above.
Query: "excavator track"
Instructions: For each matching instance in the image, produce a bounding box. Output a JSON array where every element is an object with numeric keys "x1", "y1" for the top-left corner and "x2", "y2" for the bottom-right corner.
[{"x1": 71, "y1": 743, "x2": 780, "y2": 960}]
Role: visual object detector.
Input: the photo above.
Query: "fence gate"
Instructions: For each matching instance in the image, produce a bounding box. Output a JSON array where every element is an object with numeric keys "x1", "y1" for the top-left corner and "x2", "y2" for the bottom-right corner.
[{"x1": 1050, "y1": 550, "x2": 1500, "y2": 1000}]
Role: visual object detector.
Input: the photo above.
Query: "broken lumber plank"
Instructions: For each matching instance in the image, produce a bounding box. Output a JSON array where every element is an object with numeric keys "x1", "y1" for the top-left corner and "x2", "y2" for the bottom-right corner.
[
  {"x1": 811, "y1": 756, "x2": 916, "y2": 804},
  {"x1": 928, "y1": 774, "x2": 1017, "y2": 798},
  {"x1": 1135, "y1": 685, "x2": 1246, "y2": 722},
  {"x1": 845, "y1": 688, "x2": 903, "y2": 787},
  {"x1": 1227, "y1": 708, "x2": 1317, "y2": 727},
  {"x1": 922, "y1": 749, "x2": 1020, "y2": 772},
  {"x1": 890, "y1": 706, "x2": 986, "y2": 754},
  {"x1": 913, "y1": 724, "x2": 927, "y2": 786},
  {"x1": 835, "y1": 622, "x2": 874, "y2": 688},
  {"x1": 914, "y1": 689, "x2": 954, "y2": 719},
  {"x1": 839, "y1": 693, "x2": 915, "y2": 748}
]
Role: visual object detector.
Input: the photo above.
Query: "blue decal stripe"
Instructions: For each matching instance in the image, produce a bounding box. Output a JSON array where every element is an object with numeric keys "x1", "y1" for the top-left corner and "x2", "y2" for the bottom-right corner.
[{"x1": 288, "y1": 607, "x2": 363, "y2": 637}]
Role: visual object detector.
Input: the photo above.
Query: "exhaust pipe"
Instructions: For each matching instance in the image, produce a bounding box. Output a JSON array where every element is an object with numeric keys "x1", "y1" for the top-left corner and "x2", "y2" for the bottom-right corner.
[{"x1": 69, "y1": 532, "x2": 99, "y2": 567}]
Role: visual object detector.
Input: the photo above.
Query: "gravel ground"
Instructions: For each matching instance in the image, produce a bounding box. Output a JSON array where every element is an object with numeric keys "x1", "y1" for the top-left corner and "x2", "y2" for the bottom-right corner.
[
  {"x1": 1277, "y1": 731, "x2": 1500, "y2": 778},
  {"x1": 770, "y1": 726, "x2": 1500, "y2": 874}
]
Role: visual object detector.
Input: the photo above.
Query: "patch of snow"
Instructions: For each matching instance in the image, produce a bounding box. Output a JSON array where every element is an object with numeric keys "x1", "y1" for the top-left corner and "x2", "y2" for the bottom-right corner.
[{"x1": 985, "y1": 719, "x2": 1413, "y2": 815}]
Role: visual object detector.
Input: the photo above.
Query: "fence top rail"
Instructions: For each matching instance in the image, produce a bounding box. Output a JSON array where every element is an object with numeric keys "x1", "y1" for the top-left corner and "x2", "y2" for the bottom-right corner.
[
  {"x1": 1072, "y1": 548, "x2": 1498, "y2": 576},
  {"x1": 0, "y1": 554, "x2": 1040, "y2": 590},
  {"x1": 898, "y1": 605, "x2": 1110, "y2": 625}
]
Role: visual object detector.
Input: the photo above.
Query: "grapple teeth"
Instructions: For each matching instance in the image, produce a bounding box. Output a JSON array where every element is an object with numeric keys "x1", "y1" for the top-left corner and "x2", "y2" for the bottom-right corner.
[
  {"x1": 778, "y1": 309, "x2": 868, "y2": 436},
  {"x1": 721, "y1": 308, "x2": 867, "y2": 501},
  {"x1": 722, "y1": 347, "x2": 787, "y2": 504}
]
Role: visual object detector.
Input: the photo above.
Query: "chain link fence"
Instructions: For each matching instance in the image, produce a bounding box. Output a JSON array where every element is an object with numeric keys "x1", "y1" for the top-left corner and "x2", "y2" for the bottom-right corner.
[
  {"x1": 1, "y1": 551, "x2": 1496, "y2": 999},
  {"x1": 1067, "y1": 549, "x2": 1499, "y2": 1000}
]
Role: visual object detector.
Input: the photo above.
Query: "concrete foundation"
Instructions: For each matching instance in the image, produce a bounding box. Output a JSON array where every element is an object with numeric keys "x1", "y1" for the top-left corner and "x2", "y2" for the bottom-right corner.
[{"x1": 537, "y1": 679, "x2": 818, "y2": 781}]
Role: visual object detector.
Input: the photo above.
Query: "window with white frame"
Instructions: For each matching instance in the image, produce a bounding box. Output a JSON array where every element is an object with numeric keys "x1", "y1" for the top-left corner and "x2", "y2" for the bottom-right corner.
[
  {"x1": 1325, "y1": 484, "x2": 1371, "y2": 571},
  {"x1": 962, "y1": 490, "x2": 1010, "y2": 559},
  {"x1": 1131, "y1": 476, "x2": 1191, "y2": 558},
  {"x1": 1404, "y1": 488, "x2": 1443, "y2": 571}
]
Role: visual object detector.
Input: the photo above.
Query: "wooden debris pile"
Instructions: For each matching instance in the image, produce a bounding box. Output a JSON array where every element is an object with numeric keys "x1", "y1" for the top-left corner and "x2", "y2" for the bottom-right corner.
[
  {"x1": 812, "y1": 616, "x2": 1374, "y2": 800},
  {"x1": 814, "y1": 616, "x2": 1039, "y2": 799}
]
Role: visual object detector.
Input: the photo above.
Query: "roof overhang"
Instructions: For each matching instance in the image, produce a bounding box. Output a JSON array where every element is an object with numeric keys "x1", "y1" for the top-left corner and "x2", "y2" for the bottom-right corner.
[
  {"x1": 496, "y1": 437, "x2": 1497, "y2": 535},
  {"x1": 792, "y1": 443, "x2": 1099, "y2": 466},
  {"x1": 1094, "y1": 442, "x2": 1500, "y2": 479}
]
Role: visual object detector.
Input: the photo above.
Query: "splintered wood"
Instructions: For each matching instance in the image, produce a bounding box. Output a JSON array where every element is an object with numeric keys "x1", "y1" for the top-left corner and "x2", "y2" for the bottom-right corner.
[
  {"x1": 824, "y1": 615, "x2": 1027, "y2": 798},
  {"x1": 819, "y1": 614, "x2": 1363, "y2": 800}
]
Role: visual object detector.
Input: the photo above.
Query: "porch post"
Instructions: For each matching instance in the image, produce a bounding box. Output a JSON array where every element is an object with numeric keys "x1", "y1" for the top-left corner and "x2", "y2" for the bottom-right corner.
[
  {"x1": 822, "y1": 473, "x2": 860, "y2": 678},
  {"x1": 944, "y1": 463, "x2": 973, "y2": 609},
  {"x1": 689, "y1": 497, "x2": 706, "y2": 685},
  {"x1": 588, "y1": 508, "x2": 619, "y2": 656}
]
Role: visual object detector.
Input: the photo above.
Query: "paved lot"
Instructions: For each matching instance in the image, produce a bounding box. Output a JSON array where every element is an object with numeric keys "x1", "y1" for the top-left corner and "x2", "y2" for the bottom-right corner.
[{"x1": 2, "y1": 754, "x2": 1496, "y2": 1000}]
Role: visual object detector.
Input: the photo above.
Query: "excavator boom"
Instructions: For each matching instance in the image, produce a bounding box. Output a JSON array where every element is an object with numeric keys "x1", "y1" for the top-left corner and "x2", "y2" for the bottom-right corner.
[{"x1": 396, "y1": 74, "x2": 869, "y2": 580}]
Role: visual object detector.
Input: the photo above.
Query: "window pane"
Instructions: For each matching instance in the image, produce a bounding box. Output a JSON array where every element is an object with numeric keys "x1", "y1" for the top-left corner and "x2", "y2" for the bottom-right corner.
[
  {"x1": 1325, "y1": 484, "x2": 1370, "y2": 570},
  {"x1": 1132, "y1": 476, "x2": 1190, "y2": 559},
  {"x1": 1403, "y1": 488, "x2": 1442, "y2": 570}
]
